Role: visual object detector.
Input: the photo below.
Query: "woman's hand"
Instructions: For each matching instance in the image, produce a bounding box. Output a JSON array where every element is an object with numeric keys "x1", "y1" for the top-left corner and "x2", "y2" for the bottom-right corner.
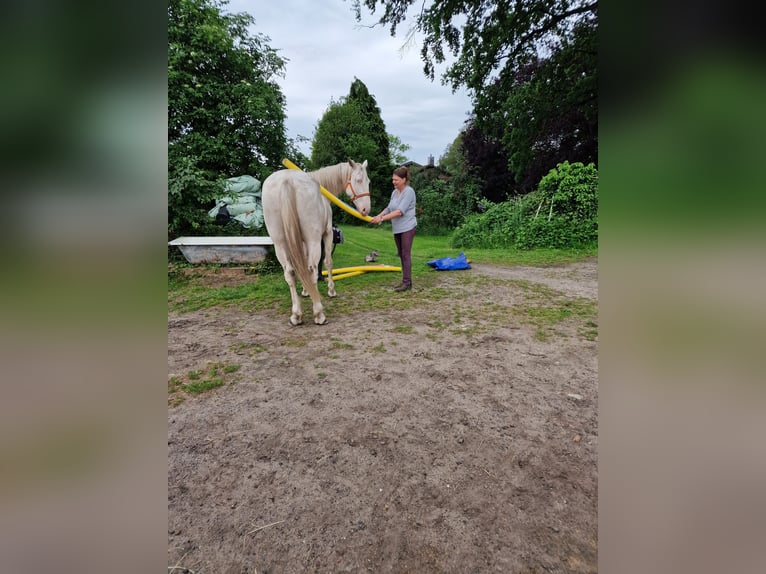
[{"x1": 370, "y1": 215, "x2": 383, "y2": 225}]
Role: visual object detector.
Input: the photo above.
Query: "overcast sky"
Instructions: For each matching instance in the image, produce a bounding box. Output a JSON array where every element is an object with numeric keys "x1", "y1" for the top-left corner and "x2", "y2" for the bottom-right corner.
[{"x1": 225, "y1": 0, "x2": 473, "y2": 166}]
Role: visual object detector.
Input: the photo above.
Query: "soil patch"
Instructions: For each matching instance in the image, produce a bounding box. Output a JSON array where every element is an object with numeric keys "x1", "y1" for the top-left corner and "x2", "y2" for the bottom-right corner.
[{"x1": 168, "y1": 258, "x2": 598, "y2": 573}]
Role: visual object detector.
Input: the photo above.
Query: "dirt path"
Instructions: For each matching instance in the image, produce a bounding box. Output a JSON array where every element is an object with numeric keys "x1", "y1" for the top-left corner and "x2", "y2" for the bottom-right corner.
[{"x1": 168, "y1": 258, "x2": 598, "y2": 573}]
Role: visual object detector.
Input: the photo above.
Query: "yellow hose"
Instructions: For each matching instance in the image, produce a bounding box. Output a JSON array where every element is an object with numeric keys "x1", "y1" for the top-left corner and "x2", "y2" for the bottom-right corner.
[
  {"x1": 328, "y1": 271, "x2": 366, "y2": 281},
  {"x1": 282, "y1": 159, "x2": 373, "y2": 222},
  {"x1": 322, "y1": 265, "x2": 401, "y2": 276}
]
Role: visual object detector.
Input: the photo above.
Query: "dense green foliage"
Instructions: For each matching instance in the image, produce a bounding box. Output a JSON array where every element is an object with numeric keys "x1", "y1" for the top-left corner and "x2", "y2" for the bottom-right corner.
[
  {"x1": 438, "y1": 132, "x2": 465, "y2": 177},
  {"x1": 460, "y1": 120, "x2": 514, "y2": 202},
  {"x1": 352, "y1": 0, "x2": 598, "y2": 199},
  {"x1": 481, "y1": 19, "x2": 598, "y2": 194},
  {"x1": 168, "y1": 0, "x2": 290, "y2": 238},
  {"x1": 310, "y1": 78, "x2": 393, "y2": 222},
  {"x1": 451, "y1": 162, "x2": 598, "y2": 250},
  {"x1": 409, "y1": 166, "x2": 481, "y2": 235}
]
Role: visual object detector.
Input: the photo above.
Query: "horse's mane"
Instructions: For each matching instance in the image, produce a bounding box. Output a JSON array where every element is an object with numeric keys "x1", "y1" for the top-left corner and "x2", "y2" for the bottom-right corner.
[{"x1": 308, "y1": 163, "x2": 351, "y2": 197}]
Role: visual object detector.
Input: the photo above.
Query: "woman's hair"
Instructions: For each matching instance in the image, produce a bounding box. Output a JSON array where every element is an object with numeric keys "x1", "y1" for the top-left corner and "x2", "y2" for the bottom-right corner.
[{"x1": 393, "y1": 166, "x2": 409, "y2": 181}]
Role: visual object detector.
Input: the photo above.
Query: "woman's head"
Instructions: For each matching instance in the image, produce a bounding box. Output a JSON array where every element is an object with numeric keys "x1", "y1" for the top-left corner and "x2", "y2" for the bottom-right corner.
[{"x1": 392, "y1": 166, "x2": 409, "y2": 190}]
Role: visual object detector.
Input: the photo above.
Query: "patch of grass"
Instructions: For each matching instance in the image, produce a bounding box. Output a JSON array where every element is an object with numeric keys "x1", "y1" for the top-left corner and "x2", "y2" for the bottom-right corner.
[
  {"x1": 579, "y1": 319, "x2": 599, "y2": 341},
  {"x1": 507, "y1": 278, "x2": 561, "y2": 299},
  {"x1": 230, "y1": 342, "x2": 268, "y2": 355},
  {"x1": 168, "y1": 227, "x2": 596, "y2": 315},
  {"x1": 168, "y1": 361, "x2": 242, "y2": 405},
  {"x1": 372, "y1": 343, "x2": 386, "y2": 353},
  {"x1": 424, "y1": 287, "x2": 453, "y2": 301},
  {"x1": 513, "y1": 291, "x2": 598, "y2": 341},
  {"x1": 329, "y1": 338, "x2": 354, "y2": 350},
  {"x1": 184, "y1": 378, "x2": 224, "y2": 394},
  {"x1": 466, "y1": 246, "x2": 597, "y2": 266},
  {"x1": 168, "y1": 376, "x2": 185, "y2": 406},
  {"x1": 391, "y1": 325, "x2": 414, "y2": 334}
]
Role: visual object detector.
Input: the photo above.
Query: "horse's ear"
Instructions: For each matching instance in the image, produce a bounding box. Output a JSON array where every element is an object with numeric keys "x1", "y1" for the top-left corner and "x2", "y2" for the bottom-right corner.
[
  {"x1": 362, "y1": 160, "x2": 368, "y2": 169},
  {"x1": 348, "y1": 159, "x2": 356, "y2": 168}
]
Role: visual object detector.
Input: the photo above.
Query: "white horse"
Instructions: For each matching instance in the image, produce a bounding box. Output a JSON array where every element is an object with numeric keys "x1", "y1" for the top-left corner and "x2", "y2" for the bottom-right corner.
[{"x1": 262, "y1": 159, "x2": 371, "y2": 325}]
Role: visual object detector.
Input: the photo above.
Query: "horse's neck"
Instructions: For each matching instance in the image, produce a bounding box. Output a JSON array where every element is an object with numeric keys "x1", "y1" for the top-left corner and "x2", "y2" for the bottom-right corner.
[{"x1": 308, "y1": 164, "x2": 349, "y2": 196}]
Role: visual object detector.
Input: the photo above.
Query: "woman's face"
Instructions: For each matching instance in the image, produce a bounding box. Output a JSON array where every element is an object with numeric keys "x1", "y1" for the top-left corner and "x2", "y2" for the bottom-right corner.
[{"x1": 392, "y1": 174, "x2": 406, "y2": 191}]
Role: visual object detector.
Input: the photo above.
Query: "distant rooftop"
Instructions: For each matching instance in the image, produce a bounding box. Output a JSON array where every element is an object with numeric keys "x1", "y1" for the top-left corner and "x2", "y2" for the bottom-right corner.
[{"x1": 402, "y1": 154, "x2": 435, "y2": 168}]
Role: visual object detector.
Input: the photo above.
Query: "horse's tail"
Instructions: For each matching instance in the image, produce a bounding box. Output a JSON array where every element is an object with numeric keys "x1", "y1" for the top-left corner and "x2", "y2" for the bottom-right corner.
[{"x1": 281, "y1": 181, "x2": 322, "y2": 301}]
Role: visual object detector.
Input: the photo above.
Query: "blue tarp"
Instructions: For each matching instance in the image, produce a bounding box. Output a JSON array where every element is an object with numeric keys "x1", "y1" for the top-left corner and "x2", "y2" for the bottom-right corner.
[{"x1": 427, "y1": 252, "x2": 471, "y2": 271}]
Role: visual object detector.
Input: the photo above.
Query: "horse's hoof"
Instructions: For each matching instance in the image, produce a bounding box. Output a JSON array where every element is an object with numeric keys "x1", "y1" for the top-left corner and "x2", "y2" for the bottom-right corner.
[
  {"x1": 314, "y1": 314, "x2": 327, "y2": 325},
  {"x1": 290, "y1": 316, "x2": 303, "y2": 326},
  {"x1": 327, "y1": 289, "x2": 337, "y2": 297}
]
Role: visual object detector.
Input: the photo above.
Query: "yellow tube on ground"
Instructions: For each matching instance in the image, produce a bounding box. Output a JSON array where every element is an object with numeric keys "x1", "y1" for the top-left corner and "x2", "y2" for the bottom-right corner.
[
  {"x1": 282, "y1": 159, "x2": 373, "y2": 222},
  {"x1": 328, "y1": 271, "x2": 366, "y2": 281},
  {"x1": 322, "y1": 265, "x2": 401, "y2": 276}
]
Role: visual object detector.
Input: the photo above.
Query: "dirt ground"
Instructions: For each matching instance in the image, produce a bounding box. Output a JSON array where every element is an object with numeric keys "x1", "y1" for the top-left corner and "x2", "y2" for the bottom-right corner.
[{"x1": 168, "y1": 258, "x2": 598, "y2": 573}]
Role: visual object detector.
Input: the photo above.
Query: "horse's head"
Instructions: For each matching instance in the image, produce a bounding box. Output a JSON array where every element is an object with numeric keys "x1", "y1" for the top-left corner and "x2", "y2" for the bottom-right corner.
[{"x1": 345, "y1": 159, "x2": 371, "y2": 216}]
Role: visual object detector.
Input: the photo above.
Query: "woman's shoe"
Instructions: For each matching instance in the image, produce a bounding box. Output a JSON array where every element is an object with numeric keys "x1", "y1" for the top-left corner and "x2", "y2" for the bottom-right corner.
[{"x1": 393, "y1": 283, "x2": 411, "y2": 292}]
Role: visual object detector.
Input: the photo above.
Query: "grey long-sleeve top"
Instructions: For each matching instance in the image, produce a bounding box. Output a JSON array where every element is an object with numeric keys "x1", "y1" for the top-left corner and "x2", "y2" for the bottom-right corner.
[{"x1": 385, "y1": 185, "x2": 417, "y2": 234}]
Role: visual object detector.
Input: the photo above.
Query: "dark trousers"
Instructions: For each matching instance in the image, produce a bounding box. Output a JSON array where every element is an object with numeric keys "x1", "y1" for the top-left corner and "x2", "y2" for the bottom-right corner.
[{"x1": 393, "y1": 227, "x2": 416, "y2": 286}]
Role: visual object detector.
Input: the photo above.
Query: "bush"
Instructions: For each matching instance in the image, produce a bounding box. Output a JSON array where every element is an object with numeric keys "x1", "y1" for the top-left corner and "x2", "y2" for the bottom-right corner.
[
  {"x1": 411, "y1": 169, "x2": 481, "y2": 235},
  {"x1": 449, "y1": 199, "x2": 519, "y2": 248},
  {"x1": 450, "y1": 161, "x2": 598, "y2": 249},
  {"x1": 168, "y1": 155, "x2": 270, "y2": 240},
  {"x1": 168, "y1": 156, "x2": 223, "y2": 239}
]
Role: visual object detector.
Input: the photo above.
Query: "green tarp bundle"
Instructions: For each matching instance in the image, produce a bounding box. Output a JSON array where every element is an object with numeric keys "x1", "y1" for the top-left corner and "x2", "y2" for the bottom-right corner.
[{"x1": 208, "y1": 175, "x2": 264, "y2": 229}]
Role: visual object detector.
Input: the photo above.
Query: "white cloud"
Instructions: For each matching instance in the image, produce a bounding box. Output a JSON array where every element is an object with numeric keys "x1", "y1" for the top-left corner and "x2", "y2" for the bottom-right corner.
[{"x1": 226, "y1": 0, "x2": 472, "y2": 165}]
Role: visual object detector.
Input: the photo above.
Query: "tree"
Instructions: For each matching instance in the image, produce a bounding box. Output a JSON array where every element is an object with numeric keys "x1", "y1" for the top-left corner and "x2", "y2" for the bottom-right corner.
[
  {"x1": 348, "y1": 78, "x2": 391, "y2": 169},
  {"x1": 310, "y1": 78, "x2": 392, "y2": 220},
  {"x1": 168, "y1": 0, "x2": 289, "y2": 237},
  {"x1": 352, "y1": 0, "x2": 597, "y2": 195},
  {"x1": 461, "y1": 120, "x2": 514, "y2": 203},
  {"x1": 388, "y1": 134, "x2": 411, "y2": 165},
  {"x1": 438, "y1": 131, "x2": 465, "y2": 175},
  {"x1": 311, "y1": 99, "x2": 372, "y2": 167},
  {"x1": 479, "y1": 19, "x2": 598, "y2": 193},
  {"x1": 352, "y1": 0, "x2": 596, "y2": 92}
]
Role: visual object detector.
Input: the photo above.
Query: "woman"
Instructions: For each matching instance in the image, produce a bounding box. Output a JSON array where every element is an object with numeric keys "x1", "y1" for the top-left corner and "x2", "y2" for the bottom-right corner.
[{"x1": 370, "y1": 166, "x2": 417, "y2": 292}]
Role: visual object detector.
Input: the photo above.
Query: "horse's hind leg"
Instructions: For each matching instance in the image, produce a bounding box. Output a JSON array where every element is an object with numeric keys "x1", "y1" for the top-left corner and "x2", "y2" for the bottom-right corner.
[
  {"x1": 301, "y1": 239, "x2": 322, "y2": 298},
  {"x1": 301, "y1": 239, "x2": 321, "y2": 298},
  {"x1": 274, "y1": 244, "x2": 303, "y2": 325},
  {"x1": 305, "y1": 241, "x2": 327, "y2": 324},
  {"x1": 284, "y1": 268, "x2": 304, "y2": 325}
]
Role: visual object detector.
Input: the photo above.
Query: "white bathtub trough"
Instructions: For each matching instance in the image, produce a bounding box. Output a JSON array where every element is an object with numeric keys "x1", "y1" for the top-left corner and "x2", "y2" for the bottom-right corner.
[{"x1": 169, "y1": 236, "x2": 274, "y2": 264}]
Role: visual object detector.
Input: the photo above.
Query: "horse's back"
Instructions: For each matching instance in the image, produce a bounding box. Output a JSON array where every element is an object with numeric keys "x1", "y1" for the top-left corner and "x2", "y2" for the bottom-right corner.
[
  {"x1": 262, "y1": 170, "x2": 324, "y2": 208},
  {"x1": 261, "y1": 169, "x2": 332, "y2": 240}
]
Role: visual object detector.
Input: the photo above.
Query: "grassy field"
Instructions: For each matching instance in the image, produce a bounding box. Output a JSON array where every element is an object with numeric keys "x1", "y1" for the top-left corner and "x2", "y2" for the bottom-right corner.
[{"x1": 168, "y1": 225, "x2": 596, "y2": 315}]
